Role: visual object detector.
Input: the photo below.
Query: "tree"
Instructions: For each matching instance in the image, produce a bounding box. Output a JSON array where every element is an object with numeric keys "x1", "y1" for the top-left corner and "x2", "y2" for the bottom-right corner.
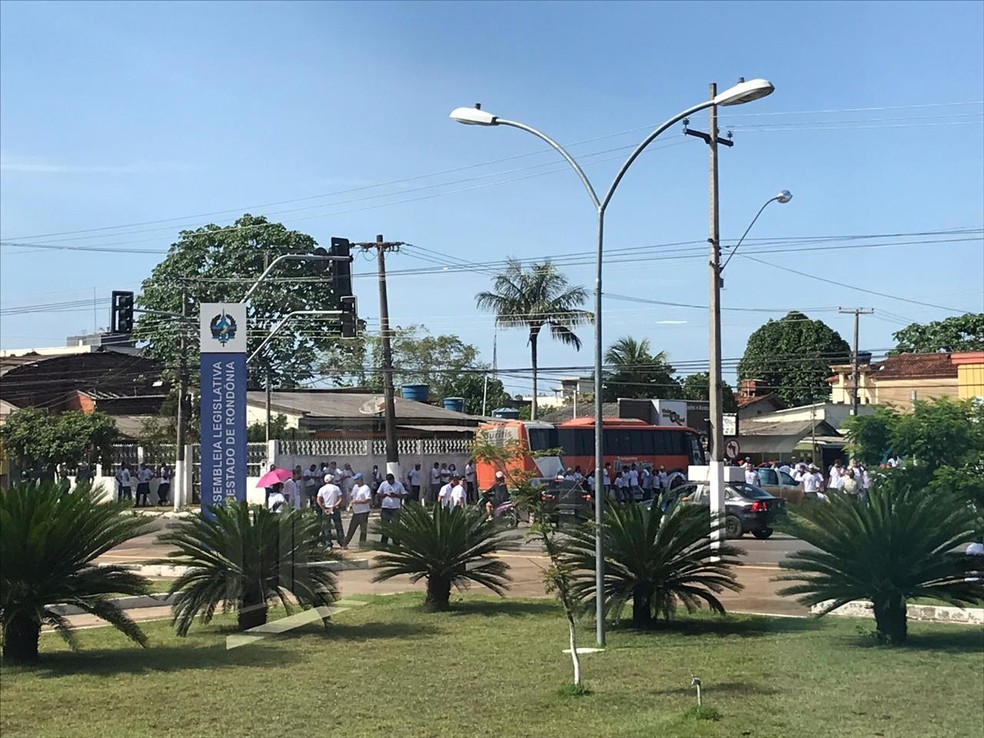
[
  {"x1": 680, "y1": 371, "x2": 738, "y2": 413},
  {"x1": 563, "y1": 503, "x2": 744, "y2": 628},
  {"x1": 372, "y1": 504, "x2": 512, "y2": 611},
  {"x1": 777, "y1": 481, "x2": 981, "y2": 645},
  {"x1": 1, "y1": 483, "x2": 150, "y2": 663},
  {"x1": 319, "y1": 324, "x2": 512, "y2": 413},
  {"x1": 476, "y1": 259, "x2": 592, "y2": 420},
  {"x1": 0, "y1": 408, "x2": 117, "y2": 473},
  {"x1": 602, "y1": 337, "x2": 681, "y2": 402},
  {"x1": 738, "y1": 311, "x2": 850, "y2": 406},
  {"x1": 890, "y1": 313, "x2": 984, "y2": 354},
  {"x1": 159, "y1": 502, "x2": 338, "y2": 633},
  {"x1": 246, "y1": 413, "x2": 302, "y2": 442},
  {"x1": 134, "y1": 214, "x2": 358, "y2": 389}
]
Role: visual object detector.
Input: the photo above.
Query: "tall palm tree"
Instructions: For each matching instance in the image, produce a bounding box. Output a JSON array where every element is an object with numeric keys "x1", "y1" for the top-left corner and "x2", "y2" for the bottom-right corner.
[
  {"x1": 476, "y1": 259, "x2": 591, "y2": 420},
  {"x1": 603, "y1": 336, "x2": 681, "y2": 401},
  {"x1": 372, "y1": 504, "x2": 512, "y2": 611},
  {"x1": 563, "y1": 502, "x2": 744, "y2": 627},
  {"x1": 0, "y1": 483, "x2": 151, "y2": 664},
  {"x1": 777, "y1": 478, "x2": 981, "y2": 645},
  {"x1": 159, "y1": 503, "x2": 339, "y2": 634}
]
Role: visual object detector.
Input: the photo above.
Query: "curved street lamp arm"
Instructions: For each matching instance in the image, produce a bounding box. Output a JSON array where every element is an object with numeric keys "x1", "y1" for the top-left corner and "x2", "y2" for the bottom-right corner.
[
  {"x1": 720, "y1": 195, "x2": 779, "y2": 273},
  {"x1": 601, "y1": 99, "x2": 714, "y2": 212},
  {"x1": 496, "y1": 119, "x2": 602, "y2": 211}
]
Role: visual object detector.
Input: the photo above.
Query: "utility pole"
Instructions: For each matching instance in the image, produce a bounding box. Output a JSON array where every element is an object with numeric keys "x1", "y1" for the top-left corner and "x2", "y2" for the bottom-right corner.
[
  {"x1": 356, "y1": 235, "x2": 406, "y2": 478},
  {"x1": 686, "y1": 83, "x2": 730, "y2": 551},
  {"x1": 174, "y1": 287, "x2": 190, "y2": 510},
  {"x1": 838, "y1": 307, "x2": 874, "y2": 416}
]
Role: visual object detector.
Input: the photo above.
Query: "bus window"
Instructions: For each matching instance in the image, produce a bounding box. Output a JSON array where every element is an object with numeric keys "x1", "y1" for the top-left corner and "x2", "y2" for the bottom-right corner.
[{"x1": 528, "y1": 427, "x2": 558, "y2": 452}]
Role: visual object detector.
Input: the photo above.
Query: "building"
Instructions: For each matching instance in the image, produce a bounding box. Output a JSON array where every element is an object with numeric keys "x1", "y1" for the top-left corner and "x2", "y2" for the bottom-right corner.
[
  {"x1": 828, "y1": 353, "x2": 961, "y2": 408},
  {"x1": 951, "y1": 352, "x2": 984, "y2": 400},
  {"x1": 246, "y1": 389, "x2": 482, "y2": 438},
  {"x1": 0, "y1": 342, "x2": 165, "y2": 438}
]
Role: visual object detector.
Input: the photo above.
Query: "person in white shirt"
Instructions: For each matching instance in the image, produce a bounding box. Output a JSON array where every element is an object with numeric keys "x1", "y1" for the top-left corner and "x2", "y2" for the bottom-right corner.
[
  {"x1": 437, "y1": 478, "x2": 454, "y2": 508},
  {"x1": 464, "y1": 460, "x2": 477, "y2": 503},
  {"x1": 344, "y1": 473, "x2": 373, "y2": 548},
  {"x1": 317, "y1": 474, "x2": 345, "y2": 549},
  {"x1": 603, "y1": 463, "x2": 612, "y2": 497},
  {"x1": 778, "y1": 463, "x2": 791, "y2": 476},
  {"x1": 267, "y1": 484, "x2": 287, "y2": 513},
  {"x1": 428, "y1": 462, "x2": 442, "y2": 505},
  {"x1": 407, "y1": 463, "x2": 422, "y2": 503},
  {"x1": 283, "y1": 468, "x2": 301, "y2": 511},
  {"x1": 450, "y1": 476, "x2": 467, "y2": 508},
  {"x1": 135, "y1": 463, "x2": 154, "y2": 507},
  {"x1": 304, "y1": 464, "x2": 320, "y2": 507},
  {"x1": 828, "y1": 460, "x2": 845, "y2": 491},
  {"x1": 157, "y1": 465, "x2": 172, "y2": 506},
  {"x1": 376, "y1": 473, "x2": 407, "y2": 545},
  {"x1": 744, "y1": 463, "x2": 761, "y2": 487},
  {"x1": 802, "y1": 465, "x2": 825, "y2": 500}
]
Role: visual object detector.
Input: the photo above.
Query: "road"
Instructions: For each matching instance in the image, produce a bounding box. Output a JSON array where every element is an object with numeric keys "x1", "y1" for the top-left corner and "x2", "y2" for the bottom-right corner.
[{"x1": 98, "y1": 511, "x2": 812, "y2": 569}]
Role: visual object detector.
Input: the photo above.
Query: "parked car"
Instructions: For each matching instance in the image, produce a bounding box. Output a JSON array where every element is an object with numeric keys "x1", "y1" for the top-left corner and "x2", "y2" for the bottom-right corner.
[
  {"x1": 752, "y1": 467, "x2": 805, "y2": 503},
  {"x1": 534, "y1": 478, "x2": 593, "y2": 527},
  {"x1": 660, "y1": 481, "x2": 786, "y2": 539}
]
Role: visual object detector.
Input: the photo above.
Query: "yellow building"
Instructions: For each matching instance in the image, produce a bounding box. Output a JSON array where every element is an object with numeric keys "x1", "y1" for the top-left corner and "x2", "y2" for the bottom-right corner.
[
  {"x1": 828, "y1": 353, "x2": 960, "y2": 410},
  {"x1": 951, "y1": 351, "x2": 984, "y2": 400}
]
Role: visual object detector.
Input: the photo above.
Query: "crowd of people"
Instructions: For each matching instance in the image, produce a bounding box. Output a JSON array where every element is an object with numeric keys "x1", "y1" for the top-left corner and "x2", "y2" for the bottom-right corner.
[
  {"x1": 114, "y1": 462, "x2": 172, "y2": 506},
  {"x1": 739, "y1": 457, "x2": 874, "y2": 502}
]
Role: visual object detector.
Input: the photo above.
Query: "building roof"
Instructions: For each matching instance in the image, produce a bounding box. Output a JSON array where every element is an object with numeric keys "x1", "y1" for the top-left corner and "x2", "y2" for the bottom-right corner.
[
  {"x1": 247, "y1": 390, "x2": 480, "y2": 427},
  {"x1": 873, "y1": 353, "x2": 958, "y2": 380},
  {"x1": 737, "y1": 418, "x2": 840, "y2": 454}
]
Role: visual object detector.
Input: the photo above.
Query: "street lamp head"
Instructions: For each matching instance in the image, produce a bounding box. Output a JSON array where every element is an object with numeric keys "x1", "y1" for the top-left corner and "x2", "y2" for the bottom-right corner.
[
  {"x1": 449, "y1": 105, "x2": 498, "y2": 126},
  {"x1": 776, "y1": 190, "x2": 793, "y2": 204},
  {"x1": 713, "y1": 78, "x2": 775, "y2": 106}
]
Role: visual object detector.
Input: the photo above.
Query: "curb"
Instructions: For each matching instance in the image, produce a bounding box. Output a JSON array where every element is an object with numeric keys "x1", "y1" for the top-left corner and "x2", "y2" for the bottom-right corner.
[{"x1": 812, "y1": 599, "x2": 984, "y2": 625}]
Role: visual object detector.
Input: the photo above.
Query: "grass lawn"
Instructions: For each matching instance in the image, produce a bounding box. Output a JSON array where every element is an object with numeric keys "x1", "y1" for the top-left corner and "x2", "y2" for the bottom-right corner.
[{"x1": 2, "y1": 594, "x2": 982, "y2": 738}]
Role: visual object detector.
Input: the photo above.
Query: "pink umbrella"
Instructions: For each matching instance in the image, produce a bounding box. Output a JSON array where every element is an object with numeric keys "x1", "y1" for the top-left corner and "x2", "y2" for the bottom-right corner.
[{"x1": 256, "y1": 467, "x2": 293, "y2": 488}]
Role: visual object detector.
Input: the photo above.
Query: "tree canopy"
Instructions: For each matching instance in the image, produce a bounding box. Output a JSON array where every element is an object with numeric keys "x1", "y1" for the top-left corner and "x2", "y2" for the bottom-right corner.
[
  {"x1": 319, "y1": 324, "x2": 513, "y2": 415},
  {"x1": 476, "y1": 259, "x2": 591, "y2": 420},
  {"x1": 890, "y1": 313, "x2": 984, "y2": 354},
  {"x1": 680, "y1": 371, "x2": 738, "y2": 413},
  {"x1": 737, "y1": 311, "x2": 850, "y2": 406},
  {"x1": 134, "y1": 214, "x2": 357, "y2": 389},
  {"x1": 603, "y1": 337, "x2": 681, "y2": 402},
  {"x1": 0, "y1": 408, "x2": 117, "y2": 471}
]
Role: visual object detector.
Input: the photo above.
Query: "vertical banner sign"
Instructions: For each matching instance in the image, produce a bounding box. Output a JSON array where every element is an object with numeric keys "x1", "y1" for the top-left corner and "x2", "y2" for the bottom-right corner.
[{"x1": 200, "y1": 303, "x2": 248, "y2": 512}]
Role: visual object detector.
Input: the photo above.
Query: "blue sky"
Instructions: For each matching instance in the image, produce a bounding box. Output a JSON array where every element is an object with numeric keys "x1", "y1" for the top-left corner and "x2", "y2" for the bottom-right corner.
[{"x1": 2, "y1": 1, "x2": 982, "y2": 397}]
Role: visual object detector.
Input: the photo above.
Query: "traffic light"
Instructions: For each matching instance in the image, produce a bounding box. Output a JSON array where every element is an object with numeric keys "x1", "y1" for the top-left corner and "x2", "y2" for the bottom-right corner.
[
  {"x1": 329, "y1": 237, "x2": 353, "y2": 298},
  {"x1": 111, "y1": 291, "x2": 135, "y2": 334},
  {"x1": 340, "y1": 295, "x2": 358, "y2": 339}
]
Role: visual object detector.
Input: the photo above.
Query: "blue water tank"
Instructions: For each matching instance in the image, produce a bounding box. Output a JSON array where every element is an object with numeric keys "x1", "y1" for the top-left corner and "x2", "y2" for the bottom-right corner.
[
  {"x1": 491, "y1": 407, "x2": 520, "y2": 419},
  {"x1": 401, "y1": 384, "x2": 430, "y2": 402},
  {"x1": 442, "y1": 396, "x2": 465, "y2": 413}
]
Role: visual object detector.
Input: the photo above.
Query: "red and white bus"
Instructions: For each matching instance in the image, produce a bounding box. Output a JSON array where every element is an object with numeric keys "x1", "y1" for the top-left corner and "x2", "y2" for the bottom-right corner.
[{"x1": 475, "y1": 417, "x2": 706, "y2": 490}]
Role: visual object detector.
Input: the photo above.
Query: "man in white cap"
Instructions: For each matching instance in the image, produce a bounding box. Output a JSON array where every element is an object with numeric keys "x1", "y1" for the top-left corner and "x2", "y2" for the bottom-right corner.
[
  {"x1": 376, "y1": 472, "x2": 407, "y2": 545},
  {"x1": 344, "y1": 473, "x2": 373, "y2": 548},
  {"x1": 317, "y1": 473, "x2": 345, "y2": 549}
]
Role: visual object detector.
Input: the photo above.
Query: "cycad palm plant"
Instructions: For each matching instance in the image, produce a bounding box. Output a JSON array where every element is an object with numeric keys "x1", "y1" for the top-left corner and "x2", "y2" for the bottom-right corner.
[
  {"x1": 564, "y1": 502, "x2": 744, "y2": 627},
  {"x1": 777, "y1": 479, "x2": 982, "y2": 644},
  {"x1": 372, "y1": 503, "x2": 512, "y2": 611},
  {"x1": 476, "y1": 258, "x2": 591, "y2": 420},
  {"x1": 159, "y1": 503, "x2": 338, "y2": 634},
  {"x1": 0, "y1": 483, "x2": 150, "y2": 664}
]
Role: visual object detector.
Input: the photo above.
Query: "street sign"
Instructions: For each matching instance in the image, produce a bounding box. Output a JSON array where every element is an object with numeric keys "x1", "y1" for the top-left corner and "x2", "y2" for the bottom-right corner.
[
  {"x1": 199, "y1": 303, "x2": 248, "y2": 512},
  {"x1": 725, "y1": 439, "x2": 741, "y2": 459}
]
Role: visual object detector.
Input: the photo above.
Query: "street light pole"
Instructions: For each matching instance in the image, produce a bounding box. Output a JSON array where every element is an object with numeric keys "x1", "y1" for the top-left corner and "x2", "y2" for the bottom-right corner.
[{"x1": 449, "y1": 78, "x2": 774, "y2": 646}]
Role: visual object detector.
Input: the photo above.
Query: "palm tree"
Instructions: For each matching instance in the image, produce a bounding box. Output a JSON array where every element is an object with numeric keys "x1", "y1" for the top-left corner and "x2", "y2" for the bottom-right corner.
[
  {"x1": 777, "y1": 479, "x2": 981, "y2": 645},
  {"x1": 476, "y1": 259, "x2": 591, "y2": 420},
  {"x1": 563, "y1": 502, "x2": 744, "y2": 627},
  {"x1": 158, "y1": 503, "x2": 339, "y2": 634},
  {"x1": 603, "y1": 336, "x2": 681, "y2": 401},
  {"x1": 0, "y1": 483, "x2": 151, "y2": 664},
  {"x1": 372, "y1": 503, "x2": 512, "y2": 611}
]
